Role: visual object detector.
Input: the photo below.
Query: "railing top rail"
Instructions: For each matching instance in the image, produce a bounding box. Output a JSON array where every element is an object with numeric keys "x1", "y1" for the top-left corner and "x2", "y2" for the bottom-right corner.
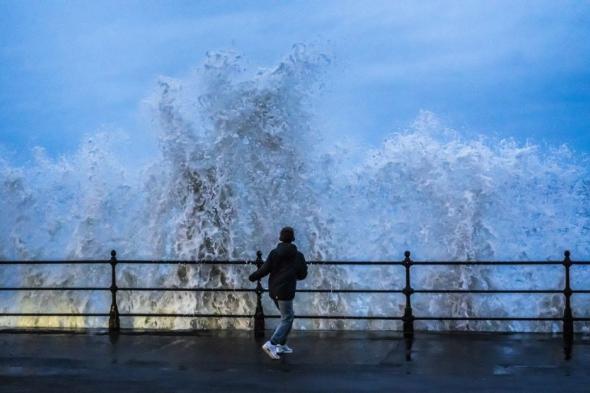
[
  {"x1": 0, "y1": 260, "x2": 253, "y2": 265},
  {"x1": 0, "y1": 260, "x2": 110, "y2": 265},
  {"x1": 2, "y1": 259, "x2": 590, "y2": 265},
  {"x1": 2, "y1": 287, "x2": 590, "y2": 293},
  {"x1": 122, "y1": 287, "x2": 577, "y2": 294},
  {"x1": 411, "y1": 261, "x2": 568, "y2": 265},
  {"x1": 117, "y1": 260, "x2": 402, "y2": 265},
  {"x1": 120, "y1": 260, "x2": 254, "y2": 265}
]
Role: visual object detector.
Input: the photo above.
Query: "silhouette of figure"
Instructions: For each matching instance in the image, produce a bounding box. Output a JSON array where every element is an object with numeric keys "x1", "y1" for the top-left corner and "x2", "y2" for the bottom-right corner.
[{"x1": 249, "y1": 226, "x2": 307, "y2": 359}]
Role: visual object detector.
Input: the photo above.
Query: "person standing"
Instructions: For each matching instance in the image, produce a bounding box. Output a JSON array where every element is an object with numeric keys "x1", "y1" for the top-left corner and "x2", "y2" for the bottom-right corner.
[{"x1": 249, "y1": 226, "x2": 308, "y2": 359}]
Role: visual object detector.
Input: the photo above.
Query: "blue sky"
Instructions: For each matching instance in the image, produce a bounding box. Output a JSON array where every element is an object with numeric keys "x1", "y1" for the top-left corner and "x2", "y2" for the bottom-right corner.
[{"x1": 1, "y1": 0, "x2": 589, "y2": 163}]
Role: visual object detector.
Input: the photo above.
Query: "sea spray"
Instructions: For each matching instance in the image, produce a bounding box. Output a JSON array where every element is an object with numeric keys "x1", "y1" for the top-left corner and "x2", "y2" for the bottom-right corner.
[{"x1": 1, "y1": 45, "x2": 588, "y2": 331}]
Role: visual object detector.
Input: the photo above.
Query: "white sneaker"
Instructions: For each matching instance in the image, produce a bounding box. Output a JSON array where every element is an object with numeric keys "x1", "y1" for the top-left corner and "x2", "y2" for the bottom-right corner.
[
  {"x1": 262, "y1": 341, "x2": 280, "y2": 359},
  {"x1": 276, "y1": 344, "x2": 293, "y2": 354}
]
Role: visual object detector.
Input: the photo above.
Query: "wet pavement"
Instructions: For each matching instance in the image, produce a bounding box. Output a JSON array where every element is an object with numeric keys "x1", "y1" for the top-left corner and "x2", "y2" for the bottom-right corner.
[{"x1": 1, "y1": 330, "x2": 589, "y2": 392}]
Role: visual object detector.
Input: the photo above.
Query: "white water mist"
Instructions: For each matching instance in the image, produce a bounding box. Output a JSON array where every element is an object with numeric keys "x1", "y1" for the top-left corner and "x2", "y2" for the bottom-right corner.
[{"x1": 1, "y1": 45, "x2": 589, "y2": 331}]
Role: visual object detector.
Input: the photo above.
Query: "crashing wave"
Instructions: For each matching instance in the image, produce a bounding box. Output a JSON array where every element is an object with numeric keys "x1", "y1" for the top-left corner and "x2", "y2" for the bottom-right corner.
[{"x1": 0, "y1": 45, "x2": 589, "y2": 331}]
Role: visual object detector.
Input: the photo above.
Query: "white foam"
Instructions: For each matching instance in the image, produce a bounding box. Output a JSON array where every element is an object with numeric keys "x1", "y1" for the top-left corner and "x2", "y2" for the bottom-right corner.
[{"x1": 1, "y1": 45, "x2": 588, "y2": 331}]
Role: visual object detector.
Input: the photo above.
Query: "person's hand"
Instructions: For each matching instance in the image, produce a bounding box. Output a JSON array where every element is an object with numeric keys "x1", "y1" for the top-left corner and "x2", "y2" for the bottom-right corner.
[{"x1": 248, "y1": 274, "x2": 256, "y2": 282}]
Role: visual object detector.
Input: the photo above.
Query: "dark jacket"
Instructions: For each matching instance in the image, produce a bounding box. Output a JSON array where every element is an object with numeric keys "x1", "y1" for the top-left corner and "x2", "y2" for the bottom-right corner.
[{"x1": 248, "y1": 242, "x2": 307, "y2": 301}]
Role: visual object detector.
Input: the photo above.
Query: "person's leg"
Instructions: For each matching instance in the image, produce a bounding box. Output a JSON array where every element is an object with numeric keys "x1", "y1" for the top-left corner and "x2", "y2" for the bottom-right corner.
[
  {"x1": 269, "y1": 299, "x2": 281, "y2": 345},
  {"x1": 270, "y1": 300, "x2": 294, "y2": 346},
  {"x1": 278, "y1": 300, "x2": 294, "y2": 345},
  {"x1": 279, "y1": 300, "x2": 294, "y2": 345}
]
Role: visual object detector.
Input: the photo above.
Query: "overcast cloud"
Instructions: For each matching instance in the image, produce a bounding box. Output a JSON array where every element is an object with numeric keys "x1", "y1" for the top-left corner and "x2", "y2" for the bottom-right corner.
[{"x1": 1, "y1": 0, "x2": 589, "y2": 163}]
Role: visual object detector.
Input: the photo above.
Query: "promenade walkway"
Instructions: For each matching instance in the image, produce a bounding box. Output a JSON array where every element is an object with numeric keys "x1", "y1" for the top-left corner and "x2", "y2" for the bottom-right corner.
[{"x1": 1, "y1": 330, "x2": 589, "y2": 392}]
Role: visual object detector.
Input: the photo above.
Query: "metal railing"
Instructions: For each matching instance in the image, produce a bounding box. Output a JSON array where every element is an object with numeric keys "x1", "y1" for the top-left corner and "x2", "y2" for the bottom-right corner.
[{"x1": 1, "y1": 250, "x2": 588, "y2": 360}]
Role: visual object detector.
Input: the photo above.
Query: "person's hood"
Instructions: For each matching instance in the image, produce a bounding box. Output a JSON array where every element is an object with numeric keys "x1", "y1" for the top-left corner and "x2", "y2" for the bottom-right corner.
[{"x1": 276, "y1": 242, "x2": 297, "y2": 260}]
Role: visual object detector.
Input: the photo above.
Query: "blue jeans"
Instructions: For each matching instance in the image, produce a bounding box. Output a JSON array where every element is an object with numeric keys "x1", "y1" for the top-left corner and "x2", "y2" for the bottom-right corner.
[{"x1": 270, "y1": 300, "x2": 294, "y2": 345}]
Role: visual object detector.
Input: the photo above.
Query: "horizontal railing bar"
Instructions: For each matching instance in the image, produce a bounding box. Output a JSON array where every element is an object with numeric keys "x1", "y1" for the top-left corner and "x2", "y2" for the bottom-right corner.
[
  {"x1": 307, "y1": 261, "x2": 403, "y2": 265},
  {"x1": 412, "y1": 261, "x2": 588, "y2": 265},
  {"x1": 5, "y1": 260, "x2": 589, "y2": 266},
  {"x1": 120, "y1": 313, "x2": 254, "y2": 318},
  {"x1": 0, "y1": 287, "x2": 398, "y2": 293},
  {"x1": 415, "y1": 317, "x2": 561, "y2": 321},
  {"x1": 119, "y1": 313, "x2": 402, "y2": 320},
  {"x1": 295, "y1": 289, "x2": 401, "y2": 293},
  {"x1": 309, "y1": 261, "x2": 590, "y2": 266},
  {"x1": 0, "y1": 313, "x2": 110, "y2": 317},
  {"x1": 3, "y1": 287, "x2": 589, "y2": 293},
  {"x1": 287, "y1": 315, "x2": 402, "y2": 320},
  {"x1": 0, "y1": 313, "x2": 398, "y2": 320},
  {"x1": 117, "y1": 288, "x2": 402, "y2": 293},
  {"x1": 413, "y1": 289, "x2": 563, "y2": 294},
  {"x1": 118, "y1": 260, "x2": 406, "y2": 265},
  {"x1": 414, "y1": 261, "x2": 564, "y2": 265},
  {"x1": 0, "y1": 260, "x2": 251, "y2": 265},
  {"x1": 2, "y1": 313, "x2": 582, "y2": 321},
  {"x1": 2, "y1": 260, "x2": 589, "y2": 266},
  {"x1": 0, "y1": 287, "x2": 397, "y2": 293},
  {"x1": 0, "y1": 287, "x2": 109, "y2": 291},
  {"x1": 118, "y1": 260, "x2": 252, "y2": 265},
  {"x1": 0, "y1": 261, "x2": 109, "y2": 265},
  {"x1": 119, "y1": 288, "x2": 256, "y2": 292}
]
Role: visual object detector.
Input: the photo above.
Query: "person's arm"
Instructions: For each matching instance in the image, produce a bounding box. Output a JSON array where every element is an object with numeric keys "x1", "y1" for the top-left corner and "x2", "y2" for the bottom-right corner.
[
  {"x1": 249, "y1": 252, "x2": 273, "y2": 281},
  {"x1": 295, "y1": 252, "x2": 307, "y2": 280}
]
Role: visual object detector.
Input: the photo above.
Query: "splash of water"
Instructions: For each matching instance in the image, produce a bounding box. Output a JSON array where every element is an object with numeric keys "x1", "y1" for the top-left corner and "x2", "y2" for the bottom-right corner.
[{"x1": 1, "y1": 45, "x2": 589, "y2": 331}]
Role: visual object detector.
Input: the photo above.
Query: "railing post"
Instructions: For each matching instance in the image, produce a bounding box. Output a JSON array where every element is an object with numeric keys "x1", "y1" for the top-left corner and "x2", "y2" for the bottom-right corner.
[
  {"x1": 402, "y1": 250, "x2": 414, "y2": 360},
  {"x1": 562, "y1": 250, "x2": 574, "y2": 360},
  {"x1": 108, "y1": 250, "x2": 120, "y2": 334},
  {"x1": 254, "y1": 250, "x2": 265, "y2": 338}
]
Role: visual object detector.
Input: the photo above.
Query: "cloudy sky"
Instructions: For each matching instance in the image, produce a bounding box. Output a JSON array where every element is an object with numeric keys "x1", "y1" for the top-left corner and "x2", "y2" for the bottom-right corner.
[{"x1": 1, "y1": 0, "x2": 589, "y2": 163}]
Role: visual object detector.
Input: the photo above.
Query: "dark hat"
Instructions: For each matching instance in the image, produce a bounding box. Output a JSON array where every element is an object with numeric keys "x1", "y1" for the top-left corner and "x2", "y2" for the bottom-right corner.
[{"x1": 279, "y1": 226, "x2": 295, "y2": 243}]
